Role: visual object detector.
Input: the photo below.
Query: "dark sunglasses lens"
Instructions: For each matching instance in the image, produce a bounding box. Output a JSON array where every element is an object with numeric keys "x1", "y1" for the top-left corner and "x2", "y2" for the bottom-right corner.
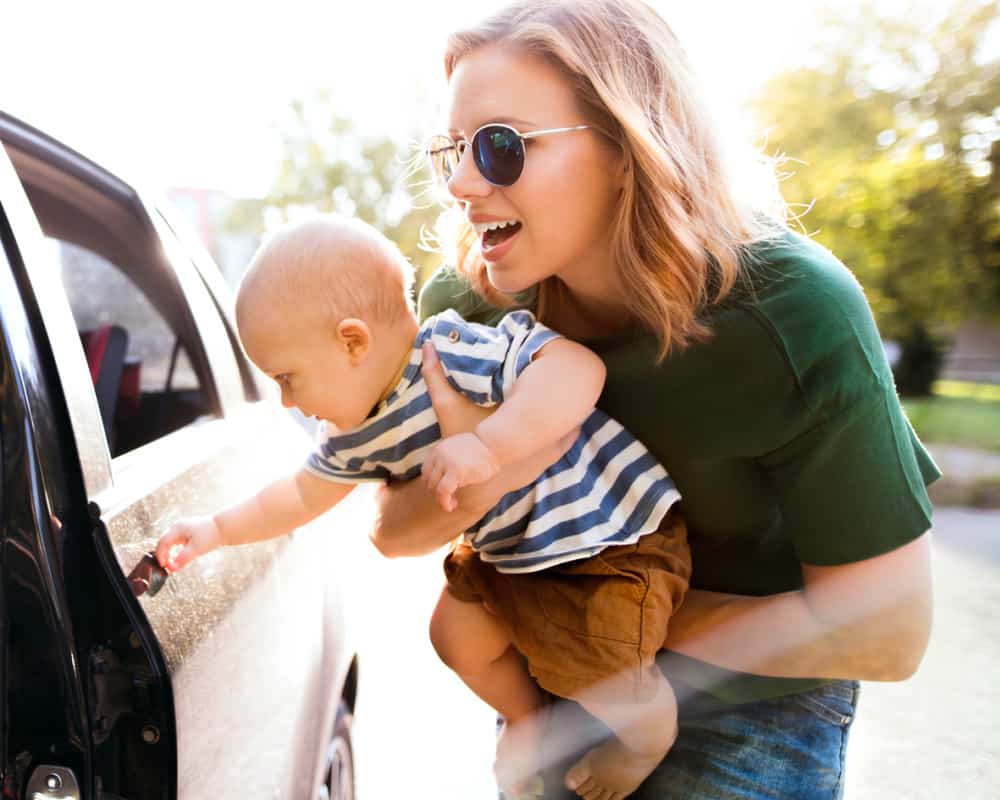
[
  {"x1": 427, "y1": 135, "x2": 459, "y2": 184},
  {"x1": 474, "y1": 126, "x2": 524, "y2": 186}
]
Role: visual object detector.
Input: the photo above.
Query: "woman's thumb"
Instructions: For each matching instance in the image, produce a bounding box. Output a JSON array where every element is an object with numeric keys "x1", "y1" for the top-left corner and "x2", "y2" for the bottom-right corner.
[{"x1": 422, "y1": 341, "x2": 454, "y2": 409}]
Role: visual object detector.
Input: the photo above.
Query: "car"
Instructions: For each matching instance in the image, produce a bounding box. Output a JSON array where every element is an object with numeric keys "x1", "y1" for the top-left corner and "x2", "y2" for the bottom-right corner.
[{"x1": 0, "y1": 110, "x2": 358, "y2": 800}]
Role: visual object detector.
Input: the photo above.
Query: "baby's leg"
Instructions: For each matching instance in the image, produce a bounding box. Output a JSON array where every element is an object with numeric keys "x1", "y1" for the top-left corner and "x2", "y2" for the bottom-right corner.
[
  {"x1": 564, "y1": 668, "x2": 678, "y2": 800},
  {"x1": 429, "y1": 587, "x2": 547, "y2": 795}
]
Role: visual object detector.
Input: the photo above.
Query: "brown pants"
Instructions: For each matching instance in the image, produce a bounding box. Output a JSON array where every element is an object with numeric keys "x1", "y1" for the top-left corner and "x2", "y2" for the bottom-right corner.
[{"x1": 443, "y1": 510, "x2": 691, "y2": 703}]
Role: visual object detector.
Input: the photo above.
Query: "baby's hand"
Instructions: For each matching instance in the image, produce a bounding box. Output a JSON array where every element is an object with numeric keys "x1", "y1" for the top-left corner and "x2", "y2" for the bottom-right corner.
[
  {"x1": 155, "y1": 516, "x2": 224, "y2": 573},
  {"x1": 422, "y1": 432, "x2": 501, "y2": 512}
]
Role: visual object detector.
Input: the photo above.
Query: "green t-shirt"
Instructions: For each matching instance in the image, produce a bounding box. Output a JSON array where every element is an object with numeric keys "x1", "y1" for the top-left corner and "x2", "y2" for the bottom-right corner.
[{"x1": 417, "y1": 228, "x2": 940, "y2": 703}]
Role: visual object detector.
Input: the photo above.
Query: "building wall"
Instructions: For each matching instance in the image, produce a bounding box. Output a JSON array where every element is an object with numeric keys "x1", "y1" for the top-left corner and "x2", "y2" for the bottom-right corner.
[{"x1": 941, "y1": 320, "x2": 1000, "y2": 384}]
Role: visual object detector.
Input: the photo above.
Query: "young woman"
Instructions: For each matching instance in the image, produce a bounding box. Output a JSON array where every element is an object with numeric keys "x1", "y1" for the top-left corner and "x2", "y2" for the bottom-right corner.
[{"x1": 370, "y1": 1, "x2": 938, "y2": 797}]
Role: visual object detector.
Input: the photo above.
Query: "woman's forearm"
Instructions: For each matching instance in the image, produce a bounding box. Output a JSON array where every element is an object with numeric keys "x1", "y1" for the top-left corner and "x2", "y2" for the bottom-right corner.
[
  {"x1": 666, "y1": 532, "x2": 932, "y2": 682},
  {"x1": 369, "y1": 476, "x2": 488, "y2": 557},
  {"x1": 371, "y1": 431, "x2": 578, "y2": 558},
  {"x1": 666, "y1": 582, "x2": 931, "y2": 682}
]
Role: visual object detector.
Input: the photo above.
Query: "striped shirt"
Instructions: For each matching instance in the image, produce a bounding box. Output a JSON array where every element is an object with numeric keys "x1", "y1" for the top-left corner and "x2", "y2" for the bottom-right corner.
[{"x1": 307, "y1": 309, "x2": 680, "y2": 573}]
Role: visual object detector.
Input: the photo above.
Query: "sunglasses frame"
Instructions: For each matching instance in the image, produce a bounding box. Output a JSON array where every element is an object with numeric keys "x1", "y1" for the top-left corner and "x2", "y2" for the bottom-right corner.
[{"x1": 427, "y1": 123, "x2": 591, "y2": 187}]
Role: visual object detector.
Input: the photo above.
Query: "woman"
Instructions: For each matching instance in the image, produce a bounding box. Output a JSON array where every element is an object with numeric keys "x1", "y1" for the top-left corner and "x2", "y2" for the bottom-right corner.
[{"x1": 371, "y1": 1, "x2": 938, "y2": 797}]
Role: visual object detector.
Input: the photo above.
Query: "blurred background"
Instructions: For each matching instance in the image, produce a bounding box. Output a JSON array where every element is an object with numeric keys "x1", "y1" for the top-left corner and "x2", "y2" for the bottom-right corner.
[{"x1": 3, "y1": 0, "x2": 998, "y2": 798}]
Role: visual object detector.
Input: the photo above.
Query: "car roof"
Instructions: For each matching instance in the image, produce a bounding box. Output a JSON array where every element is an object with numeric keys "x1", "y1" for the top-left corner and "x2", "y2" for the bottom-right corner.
[{"x1": 0, "y1": 109, "x2": 136, "y2": 203}]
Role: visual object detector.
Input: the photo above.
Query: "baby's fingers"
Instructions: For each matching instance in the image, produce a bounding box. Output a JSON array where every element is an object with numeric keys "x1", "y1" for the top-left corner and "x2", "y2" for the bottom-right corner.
[
  {"x1": 164, "y1": 543, "x2": 194, "y2": 573},
  {"x1": 436, "y1": 474, "x2": 459, "y2": 512},
  {"x1": 156, "y1": 531, "x2": 193, "y2": 572},
  {"x1": 421, "y1": 454, "x2": 445, "y2": 493},
  {"x1": 156, "y1": 530, "x2": 184, "y2": 567}
]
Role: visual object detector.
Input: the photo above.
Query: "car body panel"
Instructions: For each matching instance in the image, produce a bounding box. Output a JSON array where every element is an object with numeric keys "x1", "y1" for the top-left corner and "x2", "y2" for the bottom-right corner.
[
  {"x1": 92, "y1": 403, "x2": 349, "y2": 798},
  {"x1": 0, "y1": 121, "x2": 111, "y2": 497},
  {"x1": 0, "y1": 111, "x2": 357, "y2": 799},
  {"x1": 0, "y1": 168, "x2": 106, "y2": 796}
]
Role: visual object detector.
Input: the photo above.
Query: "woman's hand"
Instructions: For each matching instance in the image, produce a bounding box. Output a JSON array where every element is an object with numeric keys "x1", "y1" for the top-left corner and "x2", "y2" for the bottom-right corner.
[
  {"x1": 369, "y1": 341, "x2": 577, "y2": 558},
  {"x1": 664, "y1": 532, "x2": 933, "y2": 681},
  {"x1": 420, "y1": 342, "x2": 495, "y2": 438}
]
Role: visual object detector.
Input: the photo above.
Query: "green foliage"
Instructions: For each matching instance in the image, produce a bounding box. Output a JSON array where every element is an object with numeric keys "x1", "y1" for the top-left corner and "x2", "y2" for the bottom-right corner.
[
  {"x1": 935, "y1": 378, "x2": 1000, "y2": 401},
  {"x1": 903, "y1": 393, "x2": 1000, "y2": 451},
  {"x1": 225, "y1": 90, "x2": 445, "y2": 289},
  {"x1": 751, "y1": 0, "x2": 1000, "y2": 355}
]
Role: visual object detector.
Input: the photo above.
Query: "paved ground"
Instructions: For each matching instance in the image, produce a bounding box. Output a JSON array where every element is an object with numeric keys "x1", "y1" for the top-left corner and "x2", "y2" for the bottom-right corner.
[
  {"x1": 844, "y1": 507, "x2": 1000, "y2": 800},
  {"x1": 332, "y1": 489, "x2": 499, "y2": 799},
  {"x1": 928, "y1": 444, "x2": 1000, "y2": 483},
  {"x1": 924, "y1": 444, "x2": 1000, "y2": 508},
  {"x1": 338, "y1": 492, "x2": 999, "y2": 799}
]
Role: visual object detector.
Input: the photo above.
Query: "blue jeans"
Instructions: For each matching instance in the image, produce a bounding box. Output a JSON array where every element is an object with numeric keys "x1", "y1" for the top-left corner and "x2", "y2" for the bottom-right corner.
[{"x1": 529, "y1": 679, "x2": 860, "y2": 799}]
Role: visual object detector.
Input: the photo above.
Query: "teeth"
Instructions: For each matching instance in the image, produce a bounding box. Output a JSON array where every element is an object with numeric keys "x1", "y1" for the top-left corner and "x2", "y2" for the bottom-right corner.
[{"x1": 473, "y1": 220, "x2": 520, "y2": 234}]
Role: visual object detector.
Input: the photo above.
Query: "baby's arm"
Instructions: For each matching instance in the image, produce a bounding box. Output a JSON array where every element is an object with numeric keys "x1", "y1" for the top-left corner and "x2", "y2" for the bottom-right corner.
[
  {"x1": 423, "y1": 338, "x2": 605, "y2": 510},
  {"x1": 155, "y1": 469, "x2": 353, "y2": 572}
]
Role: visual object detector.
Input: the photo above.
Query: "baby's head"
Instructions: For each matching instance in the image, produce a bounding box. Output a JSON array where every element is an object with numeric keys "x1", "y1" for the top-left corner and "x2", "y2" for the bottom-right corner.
[
  {"x1": 237, "y1": 214, "x2": 415, "y2": 328},
  {"x1": 236, "y1": 214, "x2": 417, "y2": 429}
]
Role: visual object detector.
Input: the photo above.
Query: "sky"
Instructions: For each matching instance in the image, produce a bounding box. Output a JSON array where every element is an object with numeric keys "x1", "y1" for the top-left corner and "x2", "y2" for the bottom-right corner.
[{"x1": 2, "y1": 0, "x2": 854, "y2": 198}]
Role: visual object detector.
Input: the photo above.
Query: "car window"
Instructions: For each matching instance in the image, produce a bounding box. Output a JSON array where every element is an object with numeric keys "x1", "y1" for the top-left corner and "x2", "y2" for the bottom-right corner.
[
  {"x1": 57, "y1": 239, "x2": 200, "y2": 392},
  {"x1": 4, "y1": 143, "x2": 219, "y2": 457}
]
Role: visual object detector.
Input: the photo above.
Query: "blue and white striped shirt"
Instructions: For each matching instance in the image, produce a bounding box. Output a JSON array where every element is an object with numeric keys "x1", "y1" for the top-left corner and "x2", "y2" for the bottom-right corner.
[{"x1": 307, "y1": 309, "x2": 680, "y2": 573}]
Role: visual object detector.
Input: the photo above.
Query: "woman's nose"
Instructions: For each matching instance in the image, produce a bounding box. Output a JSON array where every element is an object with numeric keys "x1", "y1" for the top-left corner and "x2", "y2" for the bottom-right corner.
[{"x1": 447, "y1": 145, "x2": 493, "y2": 203}]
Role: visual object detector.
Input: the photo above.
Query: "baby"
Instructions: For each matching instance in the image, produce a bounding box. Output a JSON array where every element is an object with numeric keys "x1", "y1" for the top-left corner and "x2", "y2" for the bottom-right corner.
[{"x1": 155, "y1": 215, "x2": 691, "y2": 799}]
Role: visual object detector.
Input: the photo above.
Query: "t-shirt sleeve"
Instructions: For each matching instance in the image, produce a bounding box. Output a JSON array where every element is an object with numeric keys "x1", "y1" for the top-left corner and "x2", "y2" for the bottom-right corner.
[
  {"x1": 758, "y1": 382, "x2": 939, "y2": 566},
  {"x1": 427, "y1": 309, "x2": 562, "y2": 405},
  {"x1": 304, "y1": 424, "x2": 391, "y2": 484},
  {"x1": 746, "y1": 240, "x2": 941, "y2": 565},
  {"x1": 417, "y1": 265, "x2": 532, "y2": 325}
]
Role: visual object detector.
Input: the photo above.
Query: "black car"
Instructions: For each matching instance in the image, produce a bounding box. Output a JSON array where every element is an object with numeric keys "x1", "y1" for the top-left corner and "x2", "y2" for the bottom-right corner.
[{"x1": 0, "y1": 111, "x2": 358, "y2": 799}]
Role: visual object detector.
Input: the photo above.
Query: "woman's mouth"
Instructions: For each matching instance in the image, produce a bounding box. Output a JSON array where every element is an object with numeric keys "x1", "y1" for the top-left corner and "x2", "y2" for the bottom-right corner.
[{"x1": 475, "y1": 219, "x2": 522, "y2": 261}]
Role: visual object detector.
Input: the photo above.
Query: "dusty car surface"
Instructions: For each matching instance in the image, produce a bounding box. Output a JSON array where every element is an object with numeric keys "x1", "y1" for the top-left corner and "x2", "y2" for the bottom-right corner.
[{"x1": 0, "y1": 110, "x2": 358, "y2": 799}]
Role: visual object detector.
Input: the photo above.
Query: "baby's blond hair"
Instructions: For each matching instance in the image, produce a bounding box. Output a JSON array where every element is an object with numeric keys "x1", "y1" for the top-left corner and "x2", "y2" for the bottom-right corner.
[{"x1": 236, "y1": 215, "x2": 415, "y2": 336}]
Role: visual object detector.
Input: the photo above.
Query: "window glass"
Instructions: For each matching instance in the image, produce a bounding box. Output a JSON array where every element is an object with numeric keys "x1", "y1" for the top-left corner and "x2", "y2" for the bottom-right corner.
[
  {"x1": 47, "y1": 235, "x2": 211, "y2": 455},
  {"x1": 6, "y1": 143, "x2": 216, "y2": 457},
  {"x1": 57, "y1": 240, "x2": 199, "y2": 392}
]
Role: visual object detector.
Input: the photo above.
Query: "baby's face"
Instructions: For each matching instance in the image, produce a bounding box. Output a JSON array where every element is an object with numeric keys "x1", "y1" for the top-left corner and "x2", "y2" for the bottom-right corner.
[{"x1": 241, "y1": 311, "x2": 384, "y2": 431}]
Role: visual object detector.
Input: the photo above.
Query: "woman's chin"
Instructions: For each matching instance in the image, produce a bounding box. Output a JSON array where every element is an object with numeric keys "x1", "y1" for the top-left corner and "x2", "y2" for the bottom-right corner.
[{"x1": 485, "y1": 266, "x2": 532, "y2": 296}]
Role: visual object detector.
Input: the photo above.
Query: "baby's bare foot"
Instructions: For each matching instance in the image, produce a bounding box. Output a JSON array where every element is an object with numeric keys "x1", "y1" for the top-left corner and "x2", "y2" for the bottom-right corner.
[
  {"x1": 495, "y1": 708, "x2": 549, "y2": 798},
  {"x1": 564, "y1": 736, "x2": 666, "y2": 799}
]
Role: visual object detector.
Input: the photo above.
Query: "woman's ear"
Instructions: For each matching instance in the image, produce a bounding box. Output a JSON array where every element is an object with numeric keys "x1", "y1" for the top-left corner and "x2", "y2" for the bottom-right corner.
[
  {"x1": 603, "y1": 137, "x2": 629, "y2": 195},
  {"x1": 335, "y1": 318, "x2": 371, "y2": 362},
  {"x1": 617, "y1": 149, "x2": 631, "y2": 191}
]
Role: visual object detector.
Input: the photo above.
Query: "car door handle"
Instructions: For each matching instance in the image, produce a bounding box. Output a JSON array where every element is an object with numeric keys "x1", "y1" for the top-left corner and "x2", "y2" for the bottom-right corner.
[{"x1": 127, "y1": 552, "x2": 169, "y2": 598}]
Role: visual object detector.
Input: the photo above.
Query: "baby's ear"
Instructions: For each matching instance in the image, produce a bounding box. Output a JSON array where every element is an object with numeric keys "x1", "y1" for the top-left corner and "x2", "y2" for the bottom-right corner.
[{"x1": 335, "y1": 318, "x2": 371, "y2": 360}]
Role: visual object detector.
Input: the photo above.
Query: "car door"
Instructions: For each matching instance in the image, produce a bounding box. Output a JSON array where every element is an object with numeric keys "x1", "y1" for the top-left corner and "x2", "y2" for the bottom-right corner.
[{"x1": 0, "y1": 115, "x2": 356, "y2": 799}]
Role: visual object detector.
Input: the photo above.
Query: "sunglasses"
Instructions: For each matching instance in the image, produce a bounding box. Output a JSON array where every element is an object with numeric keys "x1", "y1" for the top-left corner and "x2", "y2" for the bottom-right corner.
[{"x1": 426, "y1": 123, "x2": 591, "y2": 188}]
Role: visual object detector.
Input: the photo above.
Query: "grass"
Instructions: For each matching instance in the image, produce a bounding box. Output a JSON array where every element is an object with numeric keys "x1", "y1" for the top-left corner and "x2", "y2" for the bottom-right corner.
[
  {"x1": 902, "y1": 381, "x2": 1000, "y2": 452},
  {"x1": 933, "y1": 380, "x2": 1000, "y2": 402}
]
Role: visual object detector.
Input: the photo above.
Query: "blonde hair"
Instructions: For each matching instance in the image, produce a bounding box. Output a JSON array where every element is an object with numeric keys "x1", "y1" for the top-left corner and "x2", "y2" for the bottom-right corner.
[
  {"x1": 443, "y1": 0, "x2": 780, "y2": 359},
  {"x1": 237, "y1": 215, "x2": 415, "y2": 335}
]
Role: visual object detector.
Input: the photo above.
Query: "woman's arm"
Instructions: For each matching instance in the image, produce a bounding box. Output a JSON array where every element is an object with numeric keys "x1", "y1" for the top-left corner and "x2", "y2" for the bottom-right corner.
[
  {"x1": 371, "y1": 447, "x2": 573, "y2": 557},
  {"x1": 665, "y1": 532, "x2": 933, "y2": 681},
  {"x1": 370, "y1": 343, "x2": 577, "y2": 558}
]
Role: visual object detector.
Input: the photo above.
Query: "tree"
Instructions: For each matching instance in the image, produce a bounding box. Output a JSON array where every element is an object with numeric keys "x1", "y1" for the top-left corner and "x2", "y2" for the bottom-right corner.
[
  {"x1": 225, "y1": 90, "x2": 446, "y2": 289},
  {"x1": 751, "y1": 0, "x2": 1000, "y2": 393}
]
